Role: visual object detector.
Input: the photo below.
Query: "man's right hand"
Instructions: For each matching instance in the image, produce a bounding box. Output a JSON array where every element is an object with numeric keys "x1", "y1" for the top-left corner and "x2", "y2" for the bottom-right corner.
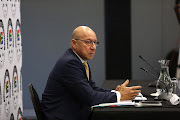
[{"x1": 119, "y1": 80, "x2": 142, "y2": 100}]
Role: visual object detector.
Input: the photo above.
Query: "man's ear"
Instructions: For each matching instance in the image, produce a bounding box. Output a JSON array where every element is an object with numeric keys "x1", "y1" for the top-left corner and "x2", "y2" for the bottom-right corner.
[{"x1": 71, "y1": 39, "x2": 77, "y2": 50}]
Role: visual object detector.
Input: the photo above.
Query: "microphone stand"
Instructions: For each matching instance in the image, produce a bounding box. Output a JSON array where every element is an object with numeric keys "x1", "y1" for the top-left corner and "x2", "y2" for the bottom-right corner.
[
  {"x1": 139, "y1": 55, "x2": 159, "y2": 87},
  {"x1": 140, "y1": 67, "x2": 158, "y2": 87}
]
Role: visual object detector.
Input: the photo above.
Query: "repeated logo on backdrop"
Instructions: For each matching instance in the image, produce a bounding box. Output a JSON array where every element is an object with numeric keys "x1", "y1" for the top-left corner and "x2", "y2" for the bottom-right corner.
[
  {"x1": 0, "y1": 20, "x2": 5, "y2": 69},
  {"x1": 0, "y1": 0, "x2": 22, "y2": 120},
  {"x1": 15, "y1": 20, "x2": 21, "y2": 62},
  {"x1": 7, "y1": 19, "x2": 14, "y2": 64},
  {"x1": 3, "y1": 70, "x2": 11, "y2": 117}
]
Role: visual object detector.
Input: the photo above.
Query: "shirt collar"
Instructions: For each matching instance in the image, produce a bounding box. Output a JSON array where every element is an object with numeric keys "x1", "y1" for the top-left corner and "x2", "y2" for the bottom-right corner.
[{"x1": 72, "y1": 50, "x2": 86, "y2": 63}]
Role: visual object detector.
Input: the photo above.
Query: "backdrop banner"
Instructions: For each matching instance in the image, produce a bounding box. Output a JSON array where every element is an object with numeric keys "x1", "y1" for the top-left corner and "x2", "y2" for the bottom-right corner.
[{"x1": 0, "y1": 0, "x2": 23, "y2": 120}]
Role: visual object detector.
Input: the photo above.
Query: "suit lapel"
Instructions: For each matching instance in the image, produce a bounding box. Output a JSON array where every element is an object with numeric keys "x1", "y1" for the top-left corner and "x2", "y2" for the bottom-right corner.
[{"x1": 68, "y1": 48, "x2": 90, "y2": 82}]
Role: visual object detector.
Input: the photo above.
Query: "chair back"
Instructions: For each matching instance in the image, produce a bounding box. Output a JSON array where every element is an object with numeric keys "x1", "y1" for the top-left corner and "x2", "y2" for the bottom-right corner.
[{"x1": 28, "y1": 83, "x2": 44, "y2": 120}]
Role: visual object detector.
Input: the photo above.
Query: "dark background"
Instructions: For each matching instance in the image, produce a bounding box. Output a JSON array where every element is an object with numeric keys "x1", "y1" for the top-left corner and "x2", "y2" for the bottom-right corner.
[{"x1": 105, "y1": 0, "x2": 131, "y2": 79}]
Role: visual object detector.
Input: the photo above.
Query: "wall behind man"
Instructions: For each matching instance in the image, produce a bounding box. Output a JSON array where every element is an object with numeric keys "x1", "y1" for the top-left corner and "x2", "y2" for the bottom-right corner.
[{"x1": 21, "y1": 0, "x2": 105, "y2": 109}]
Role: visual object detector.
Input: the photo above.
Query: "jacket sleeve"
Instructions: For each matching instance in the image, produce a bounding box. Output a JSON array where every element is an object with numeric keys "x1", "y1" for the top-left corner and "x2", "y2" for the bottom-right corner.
[{"x1": 57, "y1": 59, "x2": 117, "y2": 106}]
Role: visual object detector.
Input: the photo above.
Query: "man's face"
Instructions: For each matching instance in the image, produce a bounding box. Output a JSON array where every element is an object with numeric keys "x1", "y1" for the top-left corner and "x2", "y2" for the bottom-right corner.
[{"x1": 74, "y1": 31, "x2": 97, "y2": 61}]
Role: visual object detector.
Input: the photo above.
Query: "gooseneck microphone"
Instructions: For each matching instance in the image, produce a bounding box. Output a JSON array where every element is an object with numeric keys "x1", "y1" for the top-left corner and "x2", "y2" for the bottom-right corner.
[
  {"x1": 139, "y1": 55, "x2": 159, "y2": 87},
  {"x1": 140, "y1": 67, "x2": 158, "y2": 79},
  {"x1": 139, "y1": 55, "x2": 159, "y2": 75}
]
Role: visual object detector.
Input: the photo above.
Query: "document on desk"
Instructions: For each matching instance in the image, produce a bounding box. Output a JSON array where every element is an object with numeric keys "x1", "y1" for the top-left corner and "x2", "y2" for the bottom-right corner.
[
  {"x1": 91, "y1": 100, "x2": 135, "y2": 108},
  {"x1": 91, "y1": 93, "x2": 147, "y2": 108}
]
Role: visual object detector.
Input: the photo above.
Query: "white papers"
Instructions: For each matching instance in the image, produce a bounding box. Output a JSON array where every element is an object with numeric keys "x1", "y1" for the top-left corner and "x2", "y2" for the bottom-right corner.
[
  {"x1": 91, "y1": 93, "x2": 148, "y2": 108},
  {"x1": 91, "y1": 100, "x2": 135, "y2": 108}
]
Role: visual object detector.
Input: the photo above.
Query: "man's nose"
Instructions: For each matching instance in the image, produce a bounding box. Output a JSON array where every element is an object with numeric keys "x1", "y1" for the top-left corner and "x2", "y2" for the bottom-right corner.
[{"x1": 90, "y1": 43, "x2": 96, "y2": 50}]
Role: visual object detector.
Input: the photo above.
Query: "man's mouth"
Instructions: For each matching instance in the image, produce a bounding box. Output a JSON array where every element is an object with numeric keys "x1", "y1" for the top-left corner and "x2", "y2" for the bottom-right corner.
[{"x1": 89, "y1": 53, "x2": 94, "y2": 55}]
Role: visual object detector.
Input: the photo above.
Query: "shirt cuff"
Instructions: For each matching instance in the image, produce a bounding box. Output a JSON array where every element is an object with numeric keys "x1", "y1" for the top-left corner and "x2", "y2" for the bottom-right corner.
[{"x1": 111, "y1": 90, "x2": 121, "y2": 102}]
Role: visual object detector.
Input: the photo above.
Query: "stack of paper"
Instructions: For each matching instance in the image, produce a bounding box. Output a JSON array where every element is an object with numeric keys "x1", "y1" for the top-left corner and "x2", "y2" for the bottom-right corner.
[
  {"x1": 91, "y1": 93, "x2": 147, "y2": 108},
  {"x1": 91, "y1": 100, "x2": 135, "y2": 108}
]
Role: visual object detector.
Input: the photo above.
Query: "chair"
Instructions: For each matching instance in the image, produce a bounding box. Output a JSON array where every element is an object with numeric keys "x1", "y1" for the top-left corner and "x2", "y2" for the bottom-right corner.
[{"x1": 28, "y1": 83, "x2": 44, "y2": 120}]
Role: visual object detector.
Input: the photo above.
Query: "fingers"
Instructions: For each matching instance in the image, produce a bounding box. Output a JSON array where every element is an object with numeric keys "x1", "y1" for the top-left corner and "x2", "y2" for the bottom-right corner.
[
  {"x1": 130, "y1": 86, "x2": 141, "y2": 95},
  {"x1": 119, "y1": 81, "x2": 142, "y2": 100},
  {"x1": 130, "y1": 93, "x2": 139, "y2": 99},
  {"x1": 122, "y1": 79, "x2": 129, "y2": 87},
  {"x1": 131, "y1": 96, "x2": 137, "y2": 100},
  {"x1": 130, "y1": 86, "x2": 142, "y2": 90},
  {"x1": 129, "y1": 88, "x2": 141, "y2": 99},
  {"x1": 131, "y1": 90, "x2": 141, "y2": 94}
]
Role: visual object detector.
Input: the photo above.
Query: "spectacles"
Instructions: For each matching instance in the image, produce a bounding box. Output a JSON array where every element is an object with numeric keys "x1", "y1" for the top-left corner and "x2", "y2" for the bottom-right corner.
[{"x1": 75, "y1": 39, "x2": 99, "y2": 47}]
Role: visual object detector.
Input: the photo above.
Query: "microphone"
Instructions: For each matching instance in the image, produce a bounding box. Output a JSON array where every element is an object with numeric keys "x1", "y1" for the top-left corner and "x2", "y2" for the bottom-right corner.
[
  {"x1": 140, "y1": 67, "x2": 158, "y2": 87},
  {"x1": 139, "y1": 55, "x2": 159, "y2": 75},
  {"x1": 140, "y1": 67, "x2": 158, "y2": 79}
]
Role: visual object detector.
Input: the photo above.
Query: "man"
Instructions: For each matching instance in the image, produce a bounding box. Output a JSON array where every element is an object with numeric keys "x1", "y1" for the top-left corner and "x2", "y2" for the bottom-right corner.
[{"x1": 42, "y1": 26, "x2": 141, "y2": 120}]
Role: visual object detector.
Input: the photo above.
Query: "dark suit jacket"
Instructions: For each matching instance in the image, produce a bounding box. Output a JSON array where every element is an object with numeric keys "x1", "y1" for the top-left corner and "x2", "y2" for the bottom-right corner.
[{"x1": 42, "y1": 48, "x2": 117, "y2": 120}]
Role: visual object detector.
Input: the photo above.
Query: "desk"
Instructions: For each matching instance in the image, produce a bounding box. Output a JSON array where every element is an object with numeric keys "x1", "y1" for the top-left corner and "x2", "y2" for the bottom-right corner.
[{"x1": 91, "y1": 80, "x2": 180, "y2": 120}]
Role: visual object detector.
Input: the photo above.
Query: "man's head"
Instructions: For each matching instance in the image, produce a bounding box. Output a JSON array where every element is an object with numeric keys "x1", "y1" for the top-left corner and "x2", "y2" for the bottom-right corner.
[{"x1": 70, "y1": 26, "x2": 98, "y2": 61}]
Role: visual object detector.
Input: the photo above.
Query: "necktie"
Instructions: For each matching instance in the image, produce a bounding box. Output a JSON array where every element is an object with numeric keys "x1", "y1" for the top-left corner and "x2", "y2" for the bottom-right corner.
[{"x1": 83, "y1": 62, "x2": 89, "y2": 80}]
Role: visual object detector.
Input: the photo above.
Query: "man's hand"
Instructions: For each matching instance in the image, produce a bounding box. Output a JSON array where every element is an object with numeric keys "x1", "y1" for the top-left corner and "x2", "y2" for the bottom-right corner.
[{"x1": 115, "y1": 80, "x2": 142, "y2": 100}]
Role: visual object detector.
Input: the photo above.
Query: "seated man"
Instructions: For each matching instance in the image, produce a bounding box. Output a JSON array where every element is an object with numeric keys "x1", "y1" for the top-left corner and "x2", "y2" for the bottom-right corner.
[{"x1": 42, "y1": 26, "x2": 141, "y2": 120}]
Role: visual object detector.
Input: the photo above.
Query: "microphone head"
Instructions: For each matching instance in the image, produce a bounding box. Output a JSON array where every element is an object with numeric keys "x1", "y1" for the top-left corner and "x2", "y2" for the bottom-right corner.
[
  {"x1": 140, "y1": 66, "x2": 144, "y2": 70},
  {"x1": 139, "y1": 55, "x2": 142, "y2": 58},
  {"x1": 140, "y1": 67, "x2": 147, "y2": 73},
  {"x1": 139, "y1": 55, "x2": 145, "y2": 60}
]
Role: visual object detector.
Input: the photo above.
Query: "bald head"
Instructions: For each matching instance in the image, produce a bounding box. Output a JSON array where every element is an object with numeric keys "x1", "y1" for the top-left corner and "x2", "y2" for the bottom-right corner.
[
  {"x1": 70, "y1": 26, "x2": 97, "y2": 61},
  {"x1": 72, "y1": 26, "x2": 96, "y2": 40}
]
